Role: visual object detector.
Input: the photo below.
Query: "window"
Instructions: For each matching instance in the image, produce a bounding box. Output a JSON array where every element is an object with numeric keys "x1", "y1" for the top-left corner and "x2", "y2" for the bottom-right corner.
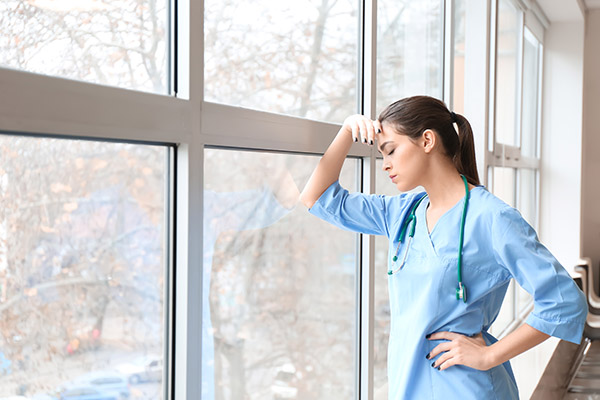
[
  {"x1": 377, "y1": 0, "x2": 444, "y2": 110},
  {"x1": 202, "y1": 148, "x2": 359, "y2": 398},
  {"x1": 0, "y1": 0, "x2": 169, "y2": 94},
  {"x1": 0, "y1": 135, "x2": 169, "y2": 398},
  {"x1": 487, "y1": 0, "x2": 543, "y2": 335},
  {"x1": 521, "y1": 29, "x2": 542, "y2": 159},
  {"x1": 3, "y1": 0, "x2": 550, "y2": 397},
  {"x1": 373, "y1": 159, "x2": 407, "y2": 399},
  {"x1": 493, "y1": 0, "x2": 521, "y2": 148},
  {"x1": 452, "y1": 0, "x2": 466, "y2": 114},
  {"x1": 204, "y1": 0, "x2": 358, "y2": 122},
  {"x1": 488, "y1": 166, "x2": 517, "y2": 335}
]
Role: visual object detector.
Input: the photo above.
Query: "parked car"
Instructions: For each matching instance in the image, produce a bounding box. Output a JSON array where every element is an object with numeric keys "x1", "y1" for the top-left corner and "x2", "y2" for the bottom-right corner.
[
  {"x1": 59, "y1": 386, "x2": 116, "y2": 400},
  {"x1": 116, "y1": 356, "x2": 163, "y2": 384},
  {"x1": 271, "y1": 363, "x2": 298, "y2": 400},
  {"x1": 70, "y1": 371, "x2": 130, "y2": 400}
]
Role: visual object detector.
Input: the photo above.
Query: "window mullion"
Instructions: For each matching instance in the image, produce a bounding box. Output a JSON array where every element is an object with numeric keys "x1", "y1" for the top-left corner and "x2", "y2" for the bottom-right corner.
[{"x1": 361, "y1": 1, "x2": 377, "y2": 398}]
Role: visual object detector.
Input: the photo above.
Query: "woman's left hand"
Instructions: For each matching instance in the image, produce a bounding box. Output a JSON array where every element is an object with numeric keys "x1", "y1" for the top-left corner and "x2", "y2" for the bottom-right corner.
[{"x1": 427, "y1": 331, "x2": 495, "y2": 371}]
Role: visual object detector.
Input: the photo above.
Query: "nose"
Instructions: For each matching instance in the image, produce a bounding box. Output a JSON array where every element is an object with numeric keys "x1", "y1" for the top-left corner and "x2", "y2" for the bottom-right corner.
[{"x1": 382, "y1": 161, "x2": 391, "y2": 171}]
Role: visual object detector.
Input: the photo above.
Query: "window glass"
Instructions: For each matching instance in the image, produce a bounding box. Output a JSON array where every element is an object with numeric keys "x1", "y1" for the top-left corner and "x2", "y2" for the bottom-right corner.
[
  {"x1": 518, "y1": 168, "x2": 537, "y2": 229},
  {"x1": 494, "y1": 0, "x2": 520, "y2": 147},
  {"x1": 0, "y1": 135, "x2": 168, "y2": 398},
  {"x1": 489, "y1": 280, "x2": 515, "y2": 336},
  {"x1": 204, "y1": 0, "x2": 358, "y2": 122},
  {"x1": 0, "y1": 0, "x2": 169, "y2": 94},
  {"x1": 489, "y1": 166, "x2": 516, "y2": 335},
  {"x1": 521, "y1": 29, "x2": 541, "y2": 158},
  {"x1": 377, "y1": 0, "x2": 443, "y2": 111},
  {"x1": 491, "y1": 166, "x2": 516, "y2": 207},
  {"x1": 373, "y1": 159, "x2": 397, "y2": 399},
  {"x1": 516, "y1": 168, "x2": 536, "y2": 311},
  {"x1": 453, "y1": 0, "x2": 466, "y2": 114},
  {"x1": 373, "y1": 159, "x2": 424, "y2": 398},
  {"x1": 203, "y1": 149, "x2": 358, "y2": 399}
]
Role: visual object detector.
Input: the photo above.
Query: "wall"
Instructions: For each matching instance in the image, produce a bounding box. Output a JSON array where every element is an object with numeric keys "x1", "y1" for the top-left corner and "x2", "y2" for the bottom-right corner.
[
  {"x1": 540, "y1": 21, "x2": 584, "y2": 271},
  {"x1": 581, "y1": 9, "x2": 600, "y2": 289}
]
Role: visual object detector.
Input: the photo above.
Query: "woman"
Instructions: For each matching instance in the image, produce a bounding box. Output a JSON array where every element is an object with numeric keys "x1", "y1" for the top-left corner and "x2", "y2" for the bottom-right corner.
[{"x1": 299, "y1": 96, "x2": 587, "y2": 399}]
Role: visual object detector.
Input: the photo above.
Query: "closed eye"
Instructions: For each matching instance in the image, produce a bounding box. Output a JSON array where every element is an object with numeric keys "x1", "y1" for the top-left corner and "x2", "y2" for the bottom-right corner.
[{"x1": 387, "y1": 149, "x2": 395, "y2": 156}]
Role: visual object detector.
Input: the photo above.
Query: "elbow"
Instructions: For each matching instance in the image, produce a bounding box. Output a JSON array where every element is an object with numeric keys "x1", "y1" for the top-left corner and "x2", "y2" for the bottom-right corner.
[{"x1": 299, "y1": 190, "x2": 316, "y2": 209}]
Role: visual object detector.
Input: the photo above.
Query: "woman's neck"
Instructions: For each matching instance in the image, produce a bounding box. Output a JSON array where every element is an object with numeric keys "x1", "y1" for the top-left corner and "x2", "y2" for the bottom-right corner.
[{"x1": 421, "y1": 161, "x2": 473, "y2": 212}]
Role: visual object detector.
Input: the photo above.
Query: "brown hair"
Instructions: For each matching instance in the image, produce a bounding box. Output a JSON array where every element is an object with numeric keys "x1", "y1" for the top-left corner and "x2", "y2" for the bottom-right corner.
[{"x1": 378, "y1": 95, "x2": 480, "y2": 186}]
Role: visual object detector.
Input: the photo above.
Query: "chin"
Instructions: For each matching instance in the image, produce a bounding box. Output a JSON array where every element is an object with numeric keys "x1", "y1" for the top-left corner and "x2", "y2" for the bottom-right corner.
[{"x1": 396, "y1": 182, "x2": 418, "y2": 193}]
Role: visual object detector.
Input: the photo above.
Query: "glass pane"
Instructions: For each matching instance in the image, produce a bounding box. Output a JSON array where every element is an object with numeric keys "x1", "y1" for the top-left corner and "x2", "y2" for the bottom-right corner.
[
  {"x1": 377, "y1": 0, "x2": 443, "y2": 111},
  {"x1": 373, "y1": 159, "x2": 424, "y2": 399},
  {"x1": 489, "y1": 279, "x2": 515, "y2": 336},
  {"x1": 453, "y1": 0, "x2": 466, "y2": 115},
  {"x1": 516, "y1": 168, "x2": 537, "y2": 311},
  {"x1": 494, "y1": 0, "x2": 520, "y2": 146},
  {"x1": 521, "y1": 29, "x2": 540, "y2": 158},
  {"x1": 0, "y1": 135, "x2": 168, "y2": 398},
  {"x1": 492, "y1": 166, "x2": 516, "y2": 207},
  {"x1": 489, "y1": 166, "x2": 517, "y2": 335},
  {"x1": 0, "y1": 0, "x2": 169, "y2": 94},
  {"x1": 204, "y1": 0, "x2": 358, "y2": 122},
  {"x1": 203, "y1": 149, "x2": 358, "y2": 399},
  {"x1": 518, "y1": 168, "x2": 537, "y2": 229},
  {"x1": 373, "y1": 159, "x2": 398, "y2": 399}
]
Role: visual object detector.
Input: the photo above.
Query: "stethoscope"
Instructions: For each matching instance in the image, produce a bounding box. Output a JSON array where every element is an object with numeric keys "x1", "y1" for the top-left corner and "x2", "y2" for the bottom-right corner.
[{"x1": 387, "y1": 174, "x2": 470, "y2": 303}]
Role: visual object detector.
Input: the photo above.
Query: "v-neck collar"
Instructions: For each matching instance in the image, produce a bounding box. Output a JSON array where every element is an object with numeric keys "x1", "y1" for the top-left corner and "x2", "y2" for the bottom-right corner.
[
  {"x1": 422, "y1": 195, "x2": 465, "y2": 237},
  {"x1": 417, "y1": 186, "x2": 483, "y2": 256}
]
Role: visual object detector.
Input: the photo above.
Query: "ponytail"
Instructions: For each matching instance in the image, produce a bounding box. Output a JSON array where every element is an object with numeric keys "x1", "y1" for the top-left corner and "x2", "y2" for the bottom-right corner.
[
  {"x1": 453, "y1": 113, "x2": 480, "y2": 186},
  {"x1": 378, "y1": 96, "x2": 480, "y2": 186}
]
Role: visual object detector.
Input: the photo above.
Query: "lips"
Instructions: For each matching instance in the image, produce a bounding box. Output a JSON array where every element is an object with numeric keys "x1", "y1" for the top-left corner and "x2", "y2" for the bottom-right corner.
[{"x1": 389, "y1": 175, "x2": 397, "y2": 181}]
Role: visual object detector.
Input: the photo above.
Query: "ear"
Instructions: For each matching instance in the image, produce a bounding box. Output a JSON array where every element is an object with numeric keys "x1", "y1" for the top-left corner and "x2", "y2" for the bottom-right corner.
[{"x1": 421, "y1": 129, "x2": 436, "y2": 154}]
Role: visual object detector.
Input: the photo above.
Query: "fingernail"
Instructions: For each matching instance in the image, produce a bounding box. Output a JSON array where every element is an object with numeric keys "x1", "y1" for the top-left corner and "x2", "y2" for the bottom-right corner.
[
  {"x1": 369, "y1": 140, "x2": 373, "y2": 145},
  {"x1": 363, "y1": 138, "x2": 367, "y2": 144},
  {"x1": 354, "y1": 137, "x2": 358, "y2": 143},
  {"x1": 431, "y1": 362, "x2": 435, "y2": 368},
  {"x1": 377, "y1": 128, "x2": 381, "y2": 134},
  {"x1": 426, "y1": 334, "x2": 431, "y2": 339},
  {"x1": 437, "y1": 366, "x2": 441, "y2": 371},
  {"x1": 425, "y1": 353, "x2": 430, "y2": 360}
]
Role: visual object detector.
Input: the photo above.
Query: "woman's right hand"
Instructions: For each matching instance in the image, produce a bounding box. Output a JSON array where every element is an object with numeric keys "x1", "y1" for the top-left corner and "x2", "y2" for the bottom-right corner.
[{"x1": 342, "y1": 115, "x2": 381, "y2": 146}]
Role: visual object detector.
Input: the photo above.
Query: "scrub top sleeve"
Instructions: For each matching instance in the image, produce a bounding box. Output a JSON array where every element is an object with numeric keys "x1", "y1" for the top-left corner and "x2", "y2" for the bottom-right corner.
[
  {"x1": 492, "y1": 206, "x2": 587, "y2": 344},
  {"x1": 308, "y1": 180, "x2": 404, "y2": 237}
]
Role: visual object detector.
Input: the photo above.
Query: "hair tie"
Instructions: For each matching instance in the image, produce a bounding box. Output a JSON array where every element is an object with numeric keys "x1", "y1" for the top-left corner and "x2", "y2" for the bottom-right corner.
[{"x1": 450, "y1": 111, "x2": 457, "y2": 123}]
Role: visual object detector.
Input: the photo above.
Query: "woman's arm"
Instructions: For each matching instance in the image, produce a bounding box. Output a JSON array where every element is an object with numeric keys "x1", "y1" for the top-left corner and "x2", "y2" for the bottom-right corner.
[
  {"x1": 300, "y1": 115, "x2": 378, "y2": 209},
  {"x1": 426, "y1": 324, "x2": 550, "y2": 371}
]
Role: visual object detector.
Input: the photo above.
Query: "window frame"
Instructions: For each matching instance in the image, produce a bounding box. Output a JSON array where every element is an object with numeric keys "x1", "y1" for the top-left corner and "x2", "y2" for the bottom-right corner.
[
  {"x1": 486, "y1": 0, "x2": 546, "y2": 338},
  {"x1": 0, "y1": 0, "x2": 550, "y2": 398}
]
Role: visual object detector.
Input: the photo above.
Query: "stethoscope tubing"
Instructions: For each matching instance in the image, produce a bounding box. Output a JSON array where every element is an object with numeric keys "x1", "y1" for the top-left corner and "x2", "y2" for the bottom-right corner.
[{"x1": 388, "y1": 175, "x2": 470, "y2": 303}]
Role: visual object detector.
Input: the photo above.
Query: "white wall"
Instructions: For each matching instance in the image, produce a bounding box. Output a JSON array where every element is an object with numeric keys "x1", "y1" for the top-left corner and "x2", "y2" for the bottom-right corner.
[
  {"x1": 540, "y1": 21, "x2": 584, "y2": 270},
  {"x1": 581, "y1": 9, "x2": 600, "y2": 289}
]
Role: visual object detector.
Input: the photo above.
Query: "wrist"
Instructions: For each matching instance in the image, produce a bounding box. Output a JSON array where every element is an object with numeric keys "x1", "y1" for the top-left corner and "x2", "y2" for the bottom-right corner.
[
  {"x1": 338, "y1": 125, "x2": 353, "y2": 141},
  {"x1": 485, "y1": 343, "x2": 500, "y2": 370}
]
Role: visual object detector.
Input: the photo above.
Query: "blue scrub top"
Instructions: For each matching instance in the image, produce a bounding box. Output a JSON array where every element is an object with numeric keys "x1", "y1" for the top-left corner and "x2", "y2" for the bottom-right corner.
[{"x1": 308, "y1": 181, "x2": 587, "y2": 400}]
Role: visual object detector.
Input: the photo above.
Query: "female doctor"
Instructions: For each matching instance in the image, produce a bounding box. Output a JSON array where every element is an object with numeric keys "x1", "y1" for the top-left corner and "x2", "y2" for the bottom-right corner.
[{"x1": 299, "y1": 96, "x2": 587, "y2": 399}]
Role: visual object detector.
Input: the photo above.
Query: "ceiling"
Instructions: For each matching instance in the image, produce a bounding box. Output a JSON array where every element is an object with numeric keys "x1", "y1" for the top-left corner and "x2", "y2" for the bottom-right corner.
[{"x1": 536, "y1": 0, "x2": 600, "y2": 22}]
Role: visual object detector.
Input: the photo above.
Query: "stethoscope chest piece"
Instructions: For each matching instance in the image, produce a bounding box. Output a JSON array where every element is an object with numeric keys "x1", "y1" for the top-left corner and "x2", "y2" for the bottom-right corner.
[{"x1": 456, "y1": 282, "x2": 467, "y2": 303}]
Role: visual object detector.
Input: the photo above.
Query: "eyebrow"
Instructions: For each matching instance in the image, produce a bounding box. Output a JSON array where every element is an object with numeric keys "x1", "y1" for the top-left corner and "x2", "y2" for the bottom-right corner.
[{"x1": 378, "y1": 141, "x2": 394, "y2": 154}]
